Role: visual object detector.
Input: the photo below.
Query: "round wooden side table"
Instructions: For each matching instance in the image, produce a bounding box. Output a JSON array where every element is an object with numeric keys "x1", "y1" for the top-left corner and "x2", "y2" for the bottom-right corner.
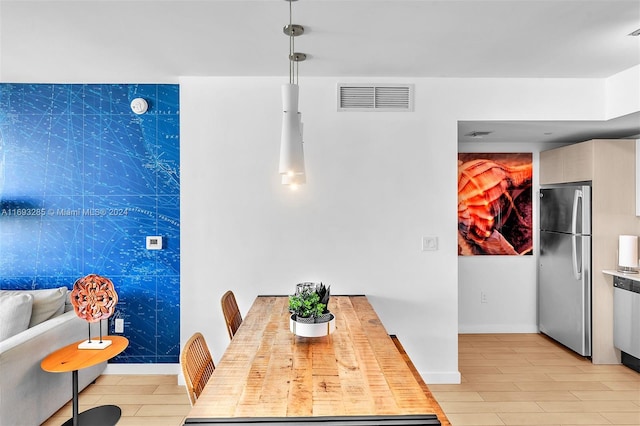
[{"x1": 41, "y1": 335, "x2": 128, "y2": 426}]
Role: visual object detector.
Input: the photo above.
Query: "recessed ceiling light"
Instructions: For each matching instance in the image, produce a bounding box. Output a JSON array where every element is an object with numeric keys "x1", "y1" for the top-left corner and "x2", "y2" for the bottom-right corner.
[{"x1": 629, "y1": 28, "x2": 640, "y2": 36}]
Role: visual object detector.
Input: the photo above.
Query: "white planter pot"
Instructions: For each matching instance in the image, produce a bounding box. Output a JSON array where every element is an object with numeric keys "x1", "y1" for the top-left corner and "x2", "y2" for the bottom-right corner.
[{"x1": 289, "y1": 313, "x2": 336, "y2": 337}]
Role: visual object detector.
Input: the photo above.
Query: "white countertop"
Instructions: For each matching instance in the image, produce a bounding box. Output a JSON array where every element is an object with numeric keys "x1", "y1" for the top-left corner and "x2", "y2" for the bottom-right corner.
[{"x1": 603, "y1": 269, "x2": 640, "y2": 282}]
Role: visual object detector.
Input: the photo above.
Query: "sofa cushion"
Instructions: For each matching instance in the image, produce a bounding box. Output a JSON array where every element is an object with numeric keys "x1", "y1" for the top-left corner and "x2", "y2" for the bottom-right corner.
[
  {"x1": 0, "y1": 293, "x2": 33, "y2": 341},
  {"x1": 0, "y1": 287, "x2": 68, "y2": 327}
]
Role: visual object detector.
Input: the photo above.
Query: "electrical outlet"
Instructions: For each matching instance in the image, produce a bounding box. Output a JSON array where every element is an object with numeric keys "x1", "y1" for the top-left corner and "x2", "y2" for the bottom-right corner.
[
  {"x1": 480, "y1": 291, "x2": 488, "y2": 304},
  {"x1": 115, "y1": 318, "x2": 124, "y2": 333}
]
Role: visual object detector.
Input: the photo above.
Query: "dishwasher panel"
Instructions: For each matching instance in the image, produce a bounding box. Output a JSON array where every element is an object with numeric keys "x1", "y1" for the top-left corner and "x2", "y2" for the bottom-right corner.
[{"x1": 613, "y1": 276, "x2": 640, "y2": 372}]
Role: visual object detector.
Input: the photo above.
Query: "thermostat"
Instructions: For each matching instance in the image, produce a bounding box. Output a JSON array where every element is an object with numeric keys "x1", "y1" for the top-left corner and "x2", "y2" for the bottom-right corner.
[
  {"x1": 146, "y1": 236, "x2": 163, "y2": 250},
  {"x1": 130, "y1": 98, "x2": 148, "y2": 115}
]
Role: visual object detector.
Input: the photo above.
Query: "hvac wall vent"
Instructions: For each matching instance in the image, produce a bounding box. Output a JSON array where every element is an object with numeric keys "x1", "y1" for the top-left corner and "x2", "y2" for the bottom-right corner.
[
  {"x1": 465, "y1": 131, "x2": 493, "y2": 138},
  {"x1": 337, "y1": 84, "x2": 414, "y2": 112}
]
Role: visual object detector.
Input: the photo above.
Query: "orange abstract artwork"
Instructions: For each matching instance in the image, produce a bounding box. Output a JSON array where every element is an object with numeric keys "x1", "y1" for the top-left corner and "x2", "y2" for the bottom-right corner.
[
  {"x1": 458, "y1": 153, "x2": 533, "y2": 256},
  {"x1": 71, "y1": 274, "x2": 118, "y2": 322}
]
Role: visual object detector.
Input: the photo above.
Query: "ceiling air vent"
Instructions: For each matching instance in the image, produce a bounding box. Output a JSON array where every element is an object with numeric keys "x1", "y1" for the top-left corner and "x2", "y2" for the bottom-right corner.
[
  {"x1": 338, "y1": 84, "x2": 414, "y2": 112},
  {"x1": 465, "y1": 131, "x2": 493, "y2": 138}
]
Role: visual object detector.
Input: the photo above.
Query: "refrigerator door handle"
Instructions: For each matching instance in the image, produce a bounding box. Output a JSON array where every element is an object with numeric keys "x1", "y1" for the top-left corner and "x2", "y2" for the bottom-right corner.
[
  {"x1": 572, "y1": 235, "x2": 581, "y2": 280},
  {"x1": 572, "y1": 189, "x2": 582, "y2": 280}
]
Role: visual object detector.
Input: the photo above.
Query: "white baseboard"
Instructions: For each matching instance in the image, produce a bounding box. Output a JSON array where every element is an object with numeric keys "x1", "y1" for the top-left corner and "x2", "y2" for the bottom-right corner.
[
  {"x1": 420, "y1": 370, "x2": 461, "y2": 384},
  {"x1": 458, "y1": 324, "x2": 539, "y2": 334},
  {"x1": 103, "y1": 363, "x2": 180, "y2": 375}
]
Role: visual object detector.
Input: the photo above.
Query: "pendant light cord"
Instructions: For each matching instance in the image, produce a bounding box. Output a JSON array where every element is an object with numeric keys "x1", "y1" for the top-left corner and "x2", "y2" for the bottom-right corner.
[
  {"x1": 288, "y1": 0, "x2": 300, "y2": 85},
  {"x1": 289, "y1": 0, "x2": 293, "y2": 84}
]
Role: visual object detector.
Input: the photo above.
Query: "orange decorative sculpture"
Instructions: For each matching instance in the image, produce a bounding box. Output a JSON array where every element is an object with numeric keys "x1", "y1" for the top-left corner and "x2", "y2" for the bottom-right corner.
[
  {"x1": 71, "y1": 274, "x2": 118, "y2": 322},
  {"x1": 71, "y1": 274, "x2": 119, "y2": 349}
]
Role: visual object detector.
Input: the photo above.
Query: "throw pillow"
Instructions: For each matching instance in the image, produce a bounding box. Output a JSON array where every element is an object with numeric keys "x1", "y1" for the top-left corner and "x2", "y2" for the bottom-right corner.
[
  {"x1": 0, "y1": 287, "x2": 68, "y2": 327},
  {"x1": 0, "y1": 293, "x2": 33, "y2": 341}
]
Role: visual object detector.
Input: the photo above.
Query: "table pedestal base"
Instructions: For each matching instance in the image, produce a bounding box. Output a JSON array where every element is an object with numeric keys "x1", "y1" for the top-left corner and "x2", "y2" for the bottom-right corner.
[{"x1": 61, "y1": 405, "x2": 121, "y2": 426}]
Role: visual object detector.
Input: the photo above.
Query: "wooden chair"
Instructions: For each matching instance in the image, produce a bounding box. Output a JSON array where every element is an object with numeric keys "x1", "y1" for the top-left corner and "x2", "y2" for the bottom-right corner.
[
  {"x1": 181, "y1": 332, "x2": 215, "y2": 406},
  {"x1": 221, "y1": 290, "x2": 242, "y2": 339}
]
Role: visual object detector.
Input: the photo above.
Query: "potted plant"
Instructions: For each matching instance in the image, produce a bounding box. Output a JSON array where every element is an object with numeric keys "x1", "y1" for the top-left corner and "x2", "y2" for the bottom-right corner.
[
  {"x1": 288, "y1": 282, "x2": 335, "y2": 337},
  {"x1": 288, "y1": 286, "x2": 325, "y2": 323},
  {"x1": 314, "y1": 283, "x2": 332, "y2": 322}
]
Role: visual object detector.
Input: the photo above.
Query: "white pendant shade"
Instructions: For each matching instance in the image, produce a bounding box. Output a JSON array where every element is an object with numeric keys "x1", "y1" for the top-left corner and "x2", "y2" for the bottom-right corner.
[
  {"x1": 279, "y1": 84, "x2": 305, "y2": 179},
  {"x1": 279, "y1": 0, "x2": 308, "y2": 189},
  {"x1": 282, "y1": 84, "x2": 299, "y2": 113},
  {"x1": 279, "y1": 111, "x2": 304, "y2": 175}
]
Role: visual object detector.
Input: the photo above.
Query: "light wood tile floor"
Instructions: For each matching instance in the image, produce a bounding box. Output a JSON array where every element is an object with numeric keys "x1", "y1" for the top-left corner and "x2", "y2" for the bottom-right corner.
[
  {"x1": 430, "y1": 334, "x2": 640, "y2": 426},
  {"x1": 41, "y1": 374, "x2": 191, "y2": 426},
  {"x1": 42, "y1": 333, "x2": 639, "y2": 426}
]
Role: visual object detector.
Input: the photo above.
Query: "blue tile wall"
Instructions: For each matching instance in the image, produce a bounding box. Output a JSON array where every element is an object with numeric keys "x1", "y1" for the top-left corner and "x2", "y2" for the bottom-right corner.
[{"x1": 0, "y1": 84, "x2": 180, "y2": 364}]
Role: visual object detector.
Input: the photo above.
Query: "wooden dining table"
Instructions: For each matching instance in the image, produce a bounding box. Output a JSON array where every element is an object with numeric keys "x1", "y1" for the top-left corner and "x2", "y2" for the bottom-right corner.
[{"x1": 184, "y1": 295, "x2": 441, "y2": 425}]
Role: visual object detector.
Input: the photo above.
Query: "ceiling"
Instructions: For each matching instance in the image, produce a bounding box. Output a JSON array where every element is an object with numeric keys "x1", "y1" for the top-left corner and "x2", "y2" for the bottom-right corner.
[
  {"x1": 459, "y1": 111, "x2": 640, "y2": 145},
  {"x1": 1, "y1": 0, "x2": 639, "y2": 143}
]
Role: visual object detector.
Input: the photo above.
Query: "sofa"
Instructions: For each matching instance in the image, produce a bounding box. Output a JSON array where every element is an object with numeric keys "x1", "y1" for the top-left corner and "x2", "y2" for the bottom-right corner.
[{"x1": 0, "y1": 287, "x2": 107, "y2": 426}]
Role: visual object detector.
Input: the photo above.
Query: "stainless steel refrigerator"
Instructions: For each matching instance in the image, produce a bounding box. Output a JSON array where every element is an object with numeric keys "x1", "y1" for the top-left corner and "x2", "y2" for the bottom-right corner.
[{"x1": 539, "y1": 183, "x2": 591, "y2": 357}]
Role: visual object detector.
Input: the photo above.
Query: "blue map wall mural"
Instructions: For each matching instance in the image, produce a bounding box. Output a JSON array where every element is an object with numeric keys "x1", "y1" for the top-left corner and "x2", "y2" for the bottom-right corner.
[{"x1": 0, "y1": 84, "x2": 180, "y2": 363}]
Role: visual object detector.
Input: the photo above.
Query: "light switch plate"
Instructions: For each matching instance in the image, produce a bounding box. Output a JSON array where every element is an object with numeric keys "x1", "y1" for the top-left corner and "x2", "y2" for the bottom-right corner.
[
  {"x1": 146, "y1": 236, "x2": 163, "y2": 250},
  {"x1": 422, "y1": 236, "x2": 438, "y2": 251},
  {"x1": 115, "y1": 318, "x2": 124, "y2": 333}
]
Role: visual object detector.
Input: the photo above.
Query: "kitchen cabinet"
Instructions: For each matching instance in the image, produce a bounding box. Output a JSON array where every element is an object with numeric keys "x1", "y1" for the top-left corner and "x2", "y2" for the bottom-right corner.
[
  {"x1": 539, "y1": 140, "x2": 593, "y2": 184},
  {"x1": 540, "y1": 139, "x2": 639, "y2": 364}
]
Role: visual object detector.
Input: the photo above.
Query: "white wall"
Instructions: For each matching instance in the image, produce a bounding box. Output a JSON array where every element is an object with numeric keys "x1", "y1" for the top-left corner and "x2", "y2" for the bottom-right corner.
[
  {"x1": 458, "y1": 142, "x2": 548, "y2": 333},
  {"x1": 180, "y1": 75, "x2": 617, "y2": 384},
  {"x1": 457, "y1": 71, "x2": 640, "y2": 334},
  {"x1": 606, "y1": 65, "x2": 640, "y2": 119}
]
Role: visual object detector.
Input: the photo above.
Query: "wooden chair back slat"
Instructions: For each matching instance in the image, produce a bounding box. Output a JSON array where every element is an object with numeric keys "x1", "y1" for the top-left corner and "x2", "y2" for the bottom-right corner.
[
  {"x1": 221, "y1": 291, "x2": 242, "y2": 339},
  {"x1": 181, "y1": 332, "x2": 215, "y2": 406}
]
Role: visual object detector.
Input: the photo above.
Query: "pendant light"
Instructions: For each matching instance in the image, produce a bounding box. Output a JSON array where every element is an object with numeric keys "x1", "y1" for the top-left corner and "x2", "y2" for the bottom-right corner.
[{"x1": 279, "y1": 0, "x2": 307, "y2": 189}]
